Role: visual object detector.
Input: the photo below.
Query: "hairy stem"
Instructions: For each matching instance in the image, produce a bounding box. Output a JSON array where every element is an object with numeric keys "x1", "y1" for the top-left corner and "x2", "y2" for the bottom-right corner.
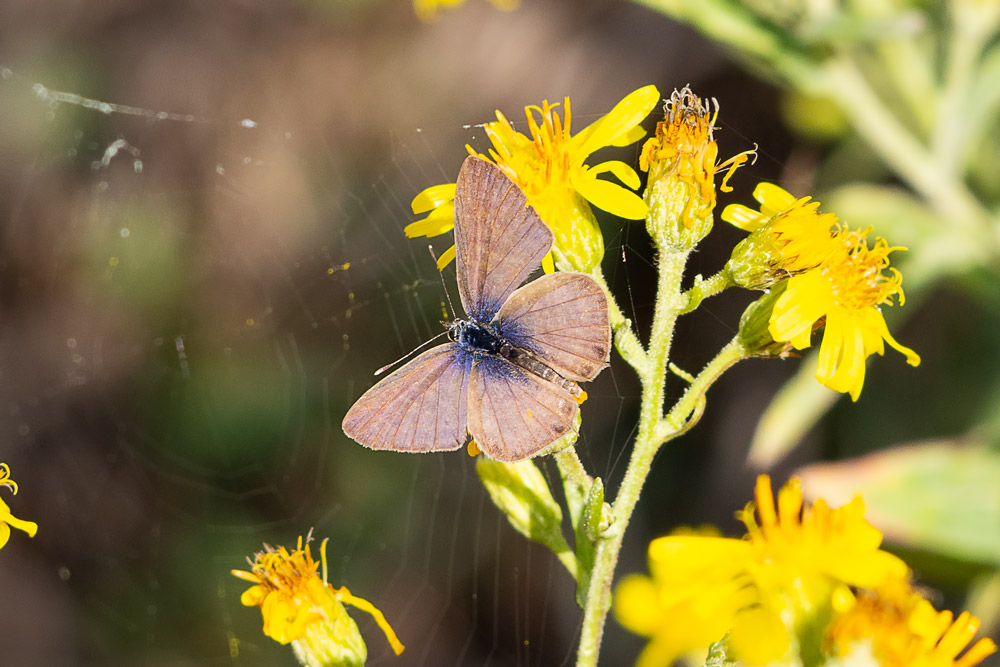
[
  {"x1": 680, "y1": 269, "x2": 735, "y2": 314},
  {"x1": 655, "y1": 336, "x2": 749, "y2": 442},
  {"x1": 576, "y1": 249, "x2": 689, "y2": 666}
]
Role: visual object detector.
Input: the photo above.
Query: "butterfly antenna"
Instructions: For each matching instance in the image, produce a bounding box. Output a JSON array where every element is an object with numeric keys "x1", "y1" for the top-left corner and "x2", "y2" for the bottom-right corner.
[
  {"x1": 427, "y1": 244, "x2": 458, "y2": 320},
  {"x1": 374, "y1": 330, "x2": 450, "y2": 376}
]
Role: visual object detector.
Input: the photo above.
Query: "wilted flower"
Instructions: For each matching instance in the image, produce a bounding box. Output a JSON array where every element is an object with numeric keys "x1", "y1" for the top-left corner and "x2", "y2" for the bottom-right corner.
[{"x1": 640, "y1": 86, "x2": 752, "y2": 248}]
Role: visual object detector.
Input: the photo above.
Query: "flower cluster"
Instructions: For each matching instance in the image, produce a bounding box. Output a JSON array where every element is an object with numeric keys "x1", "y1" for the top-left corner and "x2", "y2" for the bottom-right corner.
[
  {"x1": 614, "y1": 475, "x2": 996, "y2": 667},
  {"x1": 408, "y1": 85, "x2": 659, "y2": 272},
  {"x1": 725, "y1": 183, "x2": 920, "y2": 400},
  {"x1": 0, "y1": 463, "x2": 37, "y2": 550},
  {"x1": 232, "y1": 535, "x2": 403, "y2": 666}
]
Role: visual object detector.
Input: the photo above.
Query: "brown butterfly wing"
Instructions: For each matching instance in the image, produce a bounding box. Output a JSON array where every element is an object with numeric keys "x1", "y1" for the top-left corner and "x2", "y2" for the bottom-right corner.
[
  {"x1": 494, "y1": 272, "x2": 611, "y2": 382},
  {"x1": 454, "y1": 156, "x2": 554, "y2": 322},
  {"x1": 467, "y1": 356, "x2": 578, "y2": 461},
  {"x1": 342, "y1": 343, "x2": 471, "y2": 453}
]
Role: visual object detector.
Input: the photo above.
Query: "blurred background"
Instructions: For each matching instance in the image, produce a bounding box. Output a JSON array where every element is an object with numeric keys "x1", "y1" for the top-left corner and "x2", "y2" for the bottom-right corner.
[{"x1": 0, "y1": 0, "x2": 997, "y2": 665}]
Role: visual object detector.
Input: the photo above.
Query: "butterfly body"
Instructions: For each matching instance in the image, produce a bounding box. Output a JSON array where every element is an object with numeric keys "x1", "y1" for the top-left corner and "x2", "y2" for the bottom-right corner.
[
  {"x1": 343, "y1": 156, "x2": 610, "y2": 462},
  {"x1": 449, "y1": 318, "x2": 584, "y2": 399}
]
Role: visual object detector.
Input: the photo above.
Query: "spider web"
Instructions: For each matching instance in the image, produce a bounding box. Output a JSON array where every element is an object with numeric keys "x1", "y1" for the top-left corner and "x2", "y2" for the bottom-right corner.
[{"x1": 0, "y1": 3, "x2": 818, "y2": 665}]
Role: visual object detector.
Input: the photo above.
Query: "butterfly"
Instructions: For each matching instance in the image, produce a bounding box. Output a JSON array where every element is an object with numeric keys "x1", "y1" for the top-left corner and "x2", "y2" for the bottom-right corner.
[{"x1": 342, "y1": 156, "x2": 611, "y2": 462}]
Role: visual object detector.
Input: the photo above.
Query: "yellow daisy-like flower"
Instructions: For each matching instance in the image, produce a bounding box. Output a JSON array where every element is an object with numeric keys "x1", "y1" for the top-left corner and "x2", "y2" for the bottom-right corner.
[
  {"x1": 826, "y1": 579, "x2": 997, "y2": 667},
  {"x1": 639, "y1": 86, "x2": 752, "y2": 247},
  {"x1": 413, "y1": 0, "x2": 518, "y2": 23},
  {"x1": 232, "y1": 535, "x2": 404, "y2": 663},
  {"x1": 769, "y1": 225, "x2": 921, "y2": 400},
  {"x1": 0, "y1": 462, "x2": 38, "y2": 550},
  {"x1": 722, "y1": 182, "x2": 842, "y2": 289},
  {"x1": 614, "y1": 475, "x2": 909, "y2": 667},
  {"x1": 408, "y1": 85, "x2": 660, "y2": 272}
]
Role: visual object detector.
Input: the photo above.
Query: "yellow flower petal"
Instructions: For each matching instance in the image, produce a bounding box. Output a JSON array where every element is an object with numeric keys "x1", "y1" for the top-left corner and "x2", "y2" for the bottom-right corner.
[
  {"x1": 573, "y1": 174, "x2": 648, "y2": 220},
  {"x1": 721, "y1": 203, "x2": 766, "y2": 231},
  {"x1": 411, "y1": 183, "x2": 457, "y2": 214},
  {"x1": 435, "y1": 244, "x2": 456, "y2": 270},
  {"x1": 753, "y1": 182, "x2": 798, "y2": 216},
  {"x1": 614, "y1": 574, "x2": 664, "y2": 636},
  {"x1": 588, "y1": 159, "x2": 641, "y2": 190},
  {"x1": 404, "y1": 203, "x2": 455, "y2": 238},
  {"x1": 573, "y1": 84, "x2": 659, "y2": 157}
]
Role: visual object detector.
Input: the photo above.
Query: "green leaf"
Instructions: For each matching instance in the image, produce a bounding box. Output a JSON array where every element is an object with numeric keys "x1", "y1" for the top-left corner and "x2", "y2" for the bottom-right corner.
[
  {"x1": 571, "y1": 478, "x2": 605, "y2": 608},
  {"x1": 797, "y1": 442, "x2": 1000, "y2": 565}
]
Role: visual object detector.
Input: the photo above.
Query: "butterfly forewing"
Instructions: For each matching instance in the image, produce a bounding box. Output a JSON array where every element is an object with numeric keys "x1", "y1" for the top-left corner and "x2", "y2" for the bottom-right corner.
[
  {"x1": 467, "y1": 356, "x2": 578, "y2": 462},
  {"x1": 342, "y1": 343, "x2": 472, "y2": 453},
  {"x1": 494, "y1": 272, "x2": 611, "y2": 382},
  {"x1": 454, "y1": 156, "x2": 554, "y2": 322}
]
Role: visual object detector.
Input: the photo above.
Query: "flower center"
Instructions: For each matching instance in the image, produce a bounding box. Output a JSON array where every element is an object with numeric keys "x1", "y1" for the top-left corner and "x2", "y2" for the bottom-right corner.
[{"x1": 822, "y1": 230, "x2": 905, "y2": 311}]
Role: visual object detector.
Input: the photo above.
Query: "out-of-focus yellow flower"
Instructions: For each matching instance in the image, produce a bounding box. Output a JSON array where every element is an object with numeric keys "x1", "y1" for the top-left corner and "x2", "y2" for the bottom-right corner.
[
  {"x1": 768, "y1": 225, "x2": 921, "y2": 400},
  {"x1": 722, "y1": 182, "x2": 841, "y2": 289},
  {"x1": 0, "y1": 463, "x2": 37, "y2": 550},
  {"x1": 408, "y1": 85, "x2": 660, "y2": 272},
  {"x1": 413, "y1": 0, "x2": 518, "y2": 23},
  {"x1": 614, "y1": 475, "x2": 909, "y2": 666},
  {"x1": 639, "y1": 86, "x2": 752, "y2": 248},
  {"x1": 232, "y1": 535, "x2": 403, "y2": 666},
  {"x1": 827, "y1": 579, "x2": 998, "y2": 667}
]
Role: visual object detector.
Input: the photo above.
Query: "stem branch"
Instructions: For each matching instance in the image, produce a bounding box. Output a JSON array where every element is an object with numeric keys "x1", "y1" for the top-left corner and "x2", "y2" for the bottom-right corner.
[{"x1": 576, "y1": 249, "x2": 688, "y2": 666}]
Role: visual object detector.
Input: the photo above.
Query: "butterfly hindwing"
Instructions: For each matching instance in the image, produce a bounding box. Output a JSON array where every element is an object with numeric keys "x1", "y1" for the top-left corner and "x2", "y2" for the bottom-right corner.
[
  {"x1": 467, "y1": 355, "x2": 578, "y2": 462},
  {"x1": 494, "y1": 272, "x2": 611, "y2": 382},
  {"x1": 342, "y1": 343, "x2": 471, "y2": 453},
  {"x1": 454, "y1": 156, "x2": 554, "y2": 322}
]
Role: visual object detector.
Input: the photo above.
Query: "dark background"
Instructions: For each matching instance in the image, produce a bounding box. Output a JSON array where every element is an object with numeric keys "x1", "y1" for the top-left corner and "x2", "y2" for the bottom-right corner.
[{"x1": 0, "y1": 0, "x2": 995, "y2": 665}]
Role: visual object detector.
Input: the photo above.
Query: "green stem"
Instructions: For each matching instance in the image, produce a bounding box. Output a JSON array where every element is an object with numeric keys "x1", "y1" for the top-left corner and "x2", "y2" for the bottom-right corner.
[
  {"x1": 576, "y1": 249, "x2": 689, "y2": 666},
  {"x1": 655, "y1": 336, "x2": 749, "y2": 442},
  {"x1": 680, "y1": 269, "x2": 735, "y2": 314},
  {"x1": 590, "y1": 266, "x2": 648, "y2": 373},
  {"x1": 630, "y1": 0, "x2": 820, "y2": 91},
  {"x1": 554, "y1": 447, "x2": 593, "y2": 495},
  {"x1": 821, "y1": 58, "x2": 995, "y2": 245}
]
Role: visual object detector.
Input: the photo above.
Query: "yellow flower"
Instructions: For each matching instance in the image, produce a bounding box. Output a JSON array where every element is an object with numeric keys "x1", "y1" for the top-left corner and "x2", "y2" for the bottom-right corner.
[
  {"x1": 232, "y1": 535, "x2": 403, "y2": 665},
  {"x1": 408, "y1": 85, "x2": 660, "y2": 272},
  {"x1": 0, "y1": 463, "x2": 37, "y2": 549},
  {"x1": 826, "y1": 579, "x2": 998, "y2": 667},
  {"x1": 412, "y1": 0, "x2": 518, "y2": 23},
  {"x1": 614, "y1": 475, "x2": 909, "y2": 666},
  {"x1": 768, "y1": 225, "x2": 921, "y2": 400},
  {"x1": 722, "y1": 182, "x2": 842, "y2": 289},
  {"x1": 639, "y1": 86, "x2": 752, "y2": 248}
]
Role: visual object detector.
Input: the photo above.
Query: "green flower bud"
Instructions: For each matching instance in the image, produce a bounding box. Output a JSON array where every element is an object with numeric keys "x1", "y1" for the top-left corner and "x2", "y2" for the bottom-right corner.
[{"x1": 476, "y1": 457, "x2": 570, "y2": 556}]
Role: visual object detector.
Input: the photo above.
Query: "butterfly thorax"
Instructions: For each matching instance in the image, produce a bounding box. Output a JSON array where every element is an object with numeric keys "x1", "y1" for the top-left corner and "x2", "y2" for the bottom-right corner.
[
  {"x1": 448, "y1": 319, "x2": 504, "y2": 355},
  {"x1": 448, "y1": 319, "x2": 582, "y2": 398}
]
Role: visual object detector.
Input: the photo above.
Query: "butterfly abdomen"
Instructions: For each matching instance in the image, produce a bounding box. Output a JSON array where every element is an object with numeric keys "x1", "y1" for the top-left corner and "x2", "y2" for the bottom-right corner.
[{"x1": 449, "y1": 319, "x2": 583, "y2": 398}]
